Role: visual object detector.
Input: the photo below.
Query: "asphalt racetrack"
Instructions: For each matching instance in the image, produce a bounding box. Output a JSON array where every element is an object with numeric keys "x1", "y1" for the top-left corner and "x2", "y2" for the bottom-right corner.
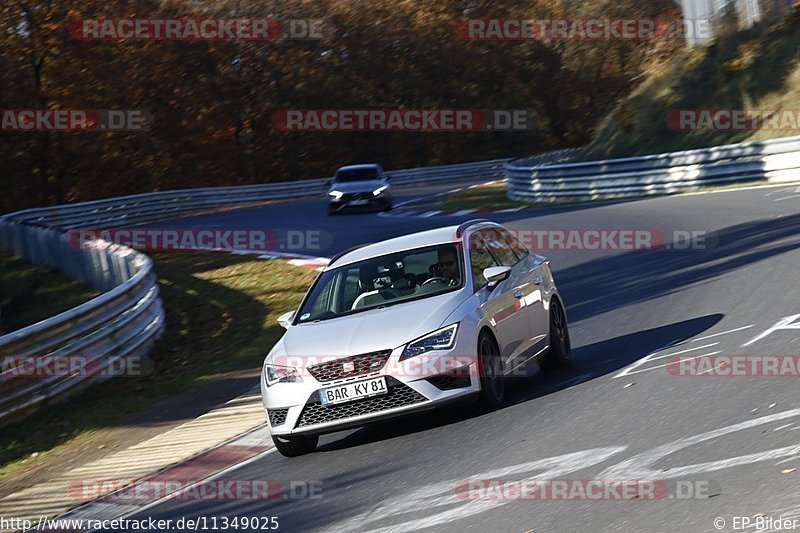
[{"x1": 124, "y1": 181, "x2": 800, "y2": 532}]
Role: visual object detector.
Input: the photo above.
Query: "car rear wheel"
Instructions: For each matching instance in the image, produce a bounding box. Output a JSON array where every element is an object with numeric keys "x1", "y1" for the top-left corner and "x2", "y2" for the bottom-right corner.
[
  {"x1": 272, "y1": 434, "x2": 319, "y2": 457},
  {"x1": 541, "y1": 299, "x2": 571, "y2": 370},
  {"x1": 478, "y1": 332, "x2": 505, "y2": 407}
]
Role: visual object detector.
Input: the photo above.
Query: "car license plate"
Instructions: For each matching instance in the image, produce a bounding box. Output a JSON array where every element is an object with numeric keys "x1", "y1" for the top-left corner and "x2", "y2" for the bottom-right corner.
[
  {"x1": 348, "y1": 199, "x2": 369, "y2": 205},
  {"x1": 320, "y1": 377, "x2": 387, "y2": 406}
]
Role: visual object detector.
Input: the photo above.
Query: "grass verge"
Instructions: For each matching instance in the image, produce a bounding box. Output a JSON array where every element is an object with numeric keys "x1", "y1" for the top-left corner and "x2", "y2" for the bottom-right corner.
[
  {"x1": 440, "y1": 182, "x2": 590, "y2": 211},
  {"x1": 0, "y1": 251, "x2": 316, "y2": 478},
  {"x1": 580, "y1": 10, "x2": 800, "y2": 160},
  {"x1": 0, "y1": 250, "x2": 100, "y2": 335},
  {"x1": 440, "y1": 182, "x2": 528, "y2": 211}
]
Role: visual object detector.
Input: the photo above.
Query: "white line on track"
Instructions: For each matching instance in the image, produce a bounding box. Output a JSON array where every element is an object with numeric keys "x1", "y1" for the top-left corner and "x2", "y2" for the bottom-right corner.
[
  {"x1": 691, "y1": 325, "x2": 754, "y2": 342},
  {"x1": 613, "y1": 343, "x2": 720, "y2": 379},
  {"x1": 743, "y1": 314, "x2": 800, "y2": 347},
  {"x1": 646, "y1": 343, "x2": 720, "y2": 362},
  {"x1": 613, "y1": 323, "x2": 759, "y2": 379},
  {"x1": 617, "y1": 351, "x2": 722, "y2": 378},
  {"x1": 611, "y1": 340, "x2": 680, "y2": 378},
  {"x1": 775, "y1": 193, "x2": 800, "y2": 201}
]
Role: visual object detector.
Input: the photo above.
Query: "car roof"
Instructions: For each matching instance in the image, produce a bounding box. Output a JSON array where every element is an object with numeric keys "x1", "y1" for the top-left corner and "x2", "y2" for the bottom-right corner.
[
  {"x1": 325, "y1": 221, "x2": 500, "y2": 269},
  {"x1": 335, "y1": 164, "x2": 383, "y2": 172}
]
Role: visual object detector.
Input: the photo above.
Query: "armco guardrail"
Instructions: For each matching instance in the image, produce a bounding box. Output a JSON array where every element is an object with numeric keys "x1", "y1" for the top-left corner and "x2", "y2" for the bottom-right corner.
[
  {"x1": 0, "y1": 223, "x2": 163, "y2": 426},
  {"x1": 9, "y1": 159, "x2": 508, "y2": 231},
  {"x1": 506, "y1": 136, "x2": 800, "y2": 203},
  {"x1": 0, "y1": 158, "x2": 506, "y2": 427}
]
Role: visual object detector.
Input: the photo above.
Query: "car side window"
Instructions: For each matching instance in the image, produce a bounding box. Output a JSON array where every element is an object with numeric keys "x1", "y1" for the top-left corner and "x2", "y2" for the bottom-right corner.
[
  {"x1": 469, "y1": 234, "x2": 498, "y2": 291},
  {"x1": 481, "y1": 229, "x2": 518, "y2": 267},
  {"x1": 340, "y1": 268, "x2": 362, "y2": 310},
  {"x1": 309, "y1": 275, "x2": 337, "y2": 315},
  {"x1": 498, "y1": 228, "x2": 530, "y2": 261}
]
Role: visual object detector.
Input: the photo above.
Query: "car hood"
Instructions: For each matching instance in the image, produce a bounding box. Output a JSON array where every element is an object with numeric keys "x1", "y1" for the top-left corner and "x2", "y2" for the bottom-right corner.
[
  {"x1": 275, "y1": 290, "x2": 467, "y2": 361},
  {"x1": 328, "y1": 180, "x2": 386, "y2": 194}
]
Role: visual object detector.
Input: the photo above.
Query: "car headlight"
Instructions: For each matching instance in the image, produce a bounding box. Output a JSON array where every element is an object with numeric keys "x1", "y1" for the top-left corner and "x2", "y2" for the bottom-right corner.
[
  {"x1": 372, "y1": 185, "x2": 388, "y2": 196},
  {"x1": 329, "y1": 190, "x2": 344, "y2": 200},
  {"x1": 264, "y1": 363, "x2": 303, "y2": 385},
  {"x1": 400, "y1": 324, "x2": 458, "y2": 360}
]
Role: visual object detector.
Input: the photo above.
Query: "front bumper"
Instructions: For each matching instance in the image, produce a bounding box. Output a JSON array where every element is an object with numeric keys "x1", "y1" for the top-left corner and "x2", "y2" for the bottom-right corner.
[
  {"x1": 261, "y1": 345, "x2": 479, "y2": 436},
  {"x1": 329, "y1": 191, "x2": 390, "y2": 211}
]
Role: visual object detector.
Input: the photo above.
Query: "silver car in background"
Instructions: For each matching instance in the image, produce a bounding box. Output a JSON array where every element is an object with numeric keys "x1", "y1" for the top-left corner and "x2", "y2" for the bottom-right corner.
[
  {"x1": 261, "y1": 220, "x2": 571, "y2": 457},
  {"x1": 327, "y1": 163, "x2": 392, "y2": 214}
]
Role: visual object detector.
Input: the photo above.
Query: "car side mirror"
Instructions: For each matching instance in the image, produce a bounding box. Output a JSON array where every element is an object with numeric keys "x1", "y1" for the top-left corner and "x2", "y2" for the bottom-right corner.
[
  {"x1": 277, "y1": 311, "x2": 295, "y2": 329},
  {"x1": 483, "y1": 266, "x2": 511, "y2": 288}
]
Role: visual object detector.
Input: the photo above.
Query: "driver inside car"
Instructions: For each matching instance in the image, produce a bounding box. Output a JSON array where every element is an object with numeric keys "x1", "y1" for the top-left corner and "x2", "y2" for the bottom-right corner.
[{"x1": 434, "y1": 246, "x2": 460, "y2": 286}]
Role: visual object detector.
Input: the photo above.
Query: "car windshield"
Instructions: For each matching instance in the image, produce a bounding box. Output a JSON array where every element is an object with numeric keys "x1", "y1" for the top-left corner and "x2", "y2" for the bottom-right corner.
[
  {"x1": 334, "y1": 168, "x2": 380, "y2": 182},
  {"x1": 296, "y1": 244, "x2": 463, "y2": 323}
]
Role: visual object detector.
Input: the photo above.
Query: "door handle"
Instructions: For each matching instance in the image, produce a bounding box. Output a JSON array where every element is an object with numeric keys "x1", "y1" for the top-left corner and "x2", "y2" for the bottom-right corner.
[
  {"x1": 514, "y1": 288, "x2": 524, "y2": 299},
  {"x1": 532, "y1": 275, "x2": 543, "y2": 285}
]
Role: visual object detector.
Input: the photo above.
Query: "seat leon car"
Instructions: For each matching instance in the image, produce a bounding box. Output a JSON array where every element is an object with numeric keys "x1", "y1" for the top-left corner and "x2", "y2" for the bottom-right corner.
[
  {"x1": 261, "y1": 220, "x2": 570, "y2": 457},
  {"x1": 327, "y1": 163, "x2": 392, "y2": 214}
]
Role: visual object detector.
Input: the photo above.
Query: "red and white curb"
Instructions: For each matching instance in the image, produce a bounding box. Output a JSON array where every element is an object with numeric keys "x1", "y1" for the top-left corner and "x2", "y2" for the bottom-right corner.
[
  {"x1": 399, "y1": 206, "x2": 524, "y2": 218},
  {"x1": 230, "y1": 249, "x2": 330, "y2": 271},
  {"x1": 61, "y1": 417, "x2": 274, "y2": 522},
  {"x1": 286, "y1": 257, "x2": 331, "y2": 270}
]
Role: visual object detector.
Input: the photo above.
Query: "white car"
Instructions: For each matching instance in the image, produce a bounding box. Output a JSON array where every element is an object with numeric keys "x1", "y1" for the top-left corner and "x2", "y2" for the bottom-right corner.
[
  {"x1": 261, "y1": 220, "x2": 570, "y2": 457},
  {"x1": 327, "y1": 164, "x2": 392, "y2": 214}
]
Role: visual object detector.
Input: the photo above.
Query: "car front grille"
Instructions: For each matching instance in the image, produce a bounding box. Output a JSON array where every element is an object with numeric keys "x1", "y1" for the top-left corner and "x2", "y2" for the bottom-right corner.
[
  {"x1": 267, "y1": 408, "x2": 289, "y2": 426},
  {"x1": 295, "y1": 377, "x2": 427, "y2": 428},
  {"x1": 341, "y1": 192, "x2": 374, "y2": 202},
  {"x1": 307, "y1": 350, "x2": 392, "y2": 383}
]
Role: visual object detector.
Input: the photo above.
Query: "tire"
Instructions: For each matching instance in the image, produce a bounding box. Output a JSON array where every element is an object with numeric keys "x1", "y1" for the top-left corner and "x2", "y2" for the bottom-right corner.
[
  {"x1": 478, "y1": 331, "x2": 505, "y2": 408},
  {"x1": 541, "y1": 299, "x2": 571, "y2": 370},
  {"x1": 272, "y1": 434, "x2": 319, "y2": 457}
]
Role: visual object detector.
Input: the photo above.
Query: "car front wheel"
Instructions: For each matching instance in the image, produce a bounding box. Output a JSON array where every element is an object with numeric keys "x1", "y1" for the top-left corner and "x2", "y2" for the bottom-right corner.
[
  {"x1": 478, "y1": 332, "x2": 505, "y2": 407},
  {"x1": 541, "y1": 299, "x2": 571, "y2": 370},
  {"x1": 272, "y1": 434, "x2": 319, "y2": 457}
]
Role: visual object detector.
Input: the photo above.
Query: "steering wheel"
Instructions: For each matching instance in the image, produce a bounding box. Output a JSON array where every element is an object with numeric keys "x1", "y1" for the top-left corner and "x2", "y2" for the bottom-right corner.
[
  {"x1": 351, "y1": 288, "x2": 401, "y2": 310},
  {"x1": 422, "y1": 277, "x2": 449, "y2": 286}
]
